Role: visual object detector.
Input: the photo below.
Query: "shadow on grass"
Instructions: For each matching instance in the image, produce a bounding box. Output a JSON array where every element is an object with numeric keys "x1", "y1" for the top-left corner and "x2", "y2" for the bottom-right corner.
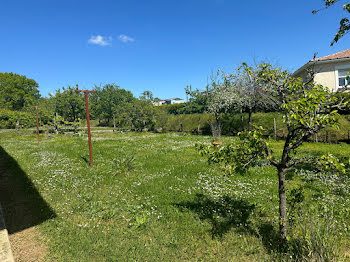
[
  {"x1": 0, "y1": 146, "x2": 56, "y2": 234},
  {"x1": 80, "y1": 155, "x2": 90, "y2": 166},
  {"x1": 175, "y1": 193, "x2": 256, "y2": 238},
  {"x1": 175, "y1": 193, "x2": 284, "y2": 253}
]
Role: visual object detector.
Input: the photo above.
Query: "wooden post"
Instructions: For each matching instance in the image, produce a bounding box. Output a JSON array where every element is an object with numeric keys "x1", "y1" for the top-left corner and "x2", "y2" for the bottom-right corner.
[
  {"x1": 273, "y1": 118, "x2": 277, "y2": 139},
  {"x1": 75, "y1": 89, "x2": 97, "y2": 167},
  {"x1": 35, "y1": 106, "x2": 40, "y2": 144}
]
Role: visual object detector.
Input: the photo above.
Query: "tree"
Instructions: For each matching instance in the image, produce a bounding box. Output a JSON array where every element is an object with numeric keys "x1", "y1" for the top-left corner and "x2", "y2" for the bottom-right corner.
[
  {"x1": 0, "y1": 72, "x2": 40, "y2": 110},
  {"x1": 206, "y1": 64, "x2": 279, "y2": 136},
  {"x1": 197, "y1": 63, "x2": 345, "y2": 243},
  {"x1": 140, "y1": 90, "x2": 154, "y2": 102},
  {"x1": 91, "y1": 84, "x2": 134, "y2": 124},
  {"x1": 54, "y1": 85, "x2": 85, "y2": 121},
  {"x1": 313, "y1": 0, "x2": 350, "y2": 45},
  {"x1": 234, "y1": 64, "x2": 279, "y2": 129},
  {"x1": 37, "y1": 97, "x2": 55, "y2": 125},
  {"x1": 129, "y1": 100, "x2": 155, "y2": 130},
  {"x1": 184, "y1": 85, "x2": 210, "y2": 114}
]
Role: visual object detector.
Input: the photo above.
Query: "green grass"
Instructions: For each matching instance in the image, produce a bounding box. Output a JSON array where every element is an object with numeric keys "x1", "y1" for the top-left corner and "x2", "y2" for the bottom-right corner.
[{"x1": 0, "y1": 130, "x2": 349, "y2": 261}]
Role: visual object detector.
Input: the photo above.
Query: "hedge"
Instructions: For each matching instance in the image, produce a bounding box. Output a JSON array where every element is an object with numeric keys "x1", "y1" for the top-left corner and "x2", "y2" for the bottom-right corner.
[{"x1": 0, "y1": 109, "x2": 36, "y2": 129}]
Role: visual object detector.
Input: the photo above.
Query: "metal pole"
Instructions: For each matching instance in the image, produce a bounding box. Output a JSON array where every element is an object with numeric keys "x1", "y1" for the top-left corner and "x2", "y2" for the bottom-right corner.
[
  {"x1": 35, "y1": 106, "x2": 40, "y2": 144},
  {"x1": 75, "y1": 89, "x2": 96, "y2": 167},
  {"x1": 84, "y1": 92, "x2": 93, "y2": 167}
]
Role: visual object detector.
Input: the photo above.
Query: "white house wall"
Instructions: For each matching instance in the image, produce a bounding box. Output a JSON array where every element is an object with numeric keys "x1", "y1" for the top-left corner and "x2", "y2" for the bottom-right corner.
[
  {"x1": 313, "y1": 61, "x2": 350, "y2": 91},
  {"x1": 294, "y1": 60, "x2": 350, "y2": 91}
]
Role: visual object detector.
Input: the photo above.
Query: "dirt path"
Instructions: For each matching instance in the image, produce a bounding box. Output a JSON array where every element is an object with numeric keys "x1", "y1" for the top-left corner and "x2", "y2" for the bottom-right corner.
[
  {"x1": 8, "y1": 228, "x2": 46, "y2": 262},
  {"x1": 0, "y1": 146, "x2": 55, "y2": 261}
]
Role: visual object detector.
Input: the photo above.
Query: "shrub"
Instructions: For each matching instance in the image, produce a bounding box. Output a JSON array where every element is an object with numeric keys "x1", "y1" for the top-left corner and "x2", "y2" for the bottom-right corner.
[{"x1": 0, "y1": 109, "x2": 36, "y2": 129}]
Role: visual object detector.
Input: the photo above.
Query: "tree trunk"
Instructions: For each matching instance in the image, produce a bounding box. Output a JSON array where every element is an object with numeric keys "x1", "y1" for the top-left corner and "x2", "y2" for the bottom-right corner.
[
  {"x1": 197, "y1": 117, "x2": 201, "y2": 134},
  {"x1": 113, "y1": 114, "x2": 116, "y2": 132},
  {"x1": 278, "y1": 167, "x2": 287, "y2": 242},
  {"x1": 178, "y1": 115, "x2": 181, "y2": 132},
  {"x1": 54, "y1": 113, "x2": 59, "y2": 134},
  {"x1": 16, "y1": 120, "x2": 20, "y2": 133},
  {"x1": 248, "y1": 111, "x2": 252, "y2": 130},
  {"x1": 72, "y1": 106, "x2": 76, "y2": 121},
  {"x1": 213, "y1": 114, "x2": 221, "y2": 138}
]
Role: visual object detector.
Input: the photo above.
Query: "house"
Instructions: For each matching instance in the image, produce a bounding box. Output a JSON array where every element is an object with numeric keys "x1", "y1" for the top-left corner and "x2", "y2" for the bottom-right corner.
[
  {"x1": 153, "y1": 98, "x2": 185, "y2": 106},
  {"x1": 293, "y1": 49, "x2": 350, "y2": 91}
]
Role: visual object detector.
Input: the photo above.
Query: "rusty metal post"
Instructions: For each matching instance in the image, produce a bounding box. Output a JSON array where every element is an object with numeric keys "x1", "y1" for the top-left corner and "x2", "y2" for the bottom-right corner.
[
  {"x1": 35, "y1": 106, "x2": 40, "y2": 144},
  {"x1": 75, "y1": 89, "x2": 96, "y2": 167}
]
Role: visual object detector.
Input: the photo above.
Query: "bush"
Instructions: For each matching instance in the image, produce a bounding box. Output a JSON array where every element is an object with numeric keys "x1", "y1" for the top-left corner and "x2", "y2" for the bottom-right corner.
[{"x1": 0, "y1": 109, "x2": 35, "y2": 129}]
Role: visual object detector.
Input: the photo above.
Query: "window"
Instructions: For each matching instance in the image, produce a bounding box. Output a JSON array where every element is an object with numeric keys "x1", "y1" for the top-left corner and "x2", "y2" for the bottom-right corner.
[{"x1": 338, "y1": 69, "x2": 350, "y2": 87}]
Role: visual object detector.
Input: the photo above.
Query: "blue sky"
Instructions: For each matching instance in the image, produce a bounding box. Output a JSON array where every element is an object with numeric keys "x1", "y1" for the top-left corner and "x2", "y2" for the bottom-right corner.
[{"x1": 0, "y1": 0, "x2": 349, "y2": 99}]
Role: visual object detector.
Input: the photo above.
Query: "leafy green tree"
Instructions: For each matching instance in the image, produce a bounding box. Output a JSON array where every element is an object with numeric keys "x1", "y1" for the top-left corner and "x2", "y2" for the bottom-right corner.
[
  {"x1": 184, "y1": 85, "x2": 210, "y2": 114},
  {"x1": 313, "y1": 0, "x2": 350, "y2": 45},
  {"x1": 197, "y1": 63, "x2": 346, "y2": 242},
  {"x1": 130, "y1": 100, "x2": 155, "y2": 130},
  {"x1": 91, "y1": 84, "x2": 134, "y2": 123},
  {"x1": 38, "y1": 97, "x2": 55, "y2": 125},
  {"x1": 54, "y1": 85, "x2": 85, "y2": 121},
  {"x1": 0, "y1": 72, "x2": 40, "y2": 110},
  {"x1": 113, "y1": 99, "x2": 155, "y2": 130}
]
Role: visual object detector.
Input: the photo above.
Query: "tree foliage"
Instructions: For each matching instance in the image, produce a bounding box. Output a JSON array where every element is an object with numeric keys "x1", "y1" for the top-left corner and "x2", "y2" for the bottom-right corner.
[
  {"x1": 113, "y1": 99, "x2": 155, "y2": 130},
  {"x1": 53, "y1": 85, "x2": 85, "y2": 121},
  {"x1": 0, "y1": 72, "x2": 40, "y2": 110},
  {"x1": 0, "y1": 109, "x2": 36, "y2": 128},
  {"x1": 90, "y1": 84, "x2": 134, "y2": 121},
  {"x1": 313, "y1": 0, "x2": 350, "y2": 45},
  {"x1": 37, "y1": 97, "x2": 55, "y2": 125},
  {"x1": 208, "y1": 64, "x2": 279, "y2": 130},
  {"x1": 140, "y1": 90, "x2": 154, "y2": 102}
]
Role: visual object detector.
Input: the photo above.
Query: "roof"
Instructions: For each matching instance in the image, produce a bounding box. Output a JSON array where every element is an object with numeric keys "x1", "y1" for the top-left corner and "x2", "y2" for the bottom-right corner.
[
  {"x1": 163, "y1": 98, "x2": 184, "y2": 101},
  {"x1": 293, "y1": 49, "x2": 350, "y2": 76},
  {"x1": 315, "y1": 49, "x2": 350, "y2": 62}
]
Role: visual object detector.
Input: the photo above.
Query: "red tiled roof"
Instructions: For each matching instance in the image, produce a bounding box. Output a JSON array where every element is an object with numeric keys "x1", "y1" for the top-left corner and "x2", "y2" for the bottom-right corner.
[
  {"x1": 293, "y1": 49, "x2": 350, "y2": 76},
  {"x1": 315, "y1": 49, "x2": 350, "y2": 61}
]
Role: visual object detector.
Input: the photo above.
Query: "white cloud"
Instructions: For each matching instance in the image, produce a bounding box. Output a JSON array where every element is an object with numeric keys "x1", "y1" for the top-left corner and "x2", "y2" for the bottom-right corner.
[
  {"x1": 88, "y1": 35, "x2": 112, "y2": 46},
  {"x1": 118, "y1": 34, "x2": 135, "y2": 43}
]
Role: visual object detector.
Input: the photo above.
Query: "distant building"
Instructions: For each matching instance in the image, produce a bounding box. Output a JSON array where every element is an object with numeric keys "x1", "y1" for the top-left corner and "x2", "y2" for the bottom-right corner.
[
  {"x1": 153, "y1": 98, "x2": 185, "y2": 106},
  {"x1": 293, "y1": 49, "x2": 350, "y2": 91}
]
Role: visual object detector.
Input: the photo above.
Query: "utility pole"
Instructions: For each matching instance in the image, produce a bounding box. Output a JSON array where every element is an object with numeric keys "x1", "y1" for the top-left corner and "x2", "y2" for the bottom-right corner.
[
  {"x1": 75, "y1": 89, "x2": 97, "y2": 167},
  {"x1": 35, "y1": 106, "x2": 40, "y2": 144}
]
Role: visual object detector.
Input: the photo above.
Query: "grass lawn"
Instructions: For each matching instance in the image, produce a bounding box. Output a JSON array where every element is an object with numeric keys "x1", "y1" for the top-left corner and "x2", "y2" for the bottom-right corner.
[{"x1": 0, "y1": 130, "x2": 349, "y2": 261}]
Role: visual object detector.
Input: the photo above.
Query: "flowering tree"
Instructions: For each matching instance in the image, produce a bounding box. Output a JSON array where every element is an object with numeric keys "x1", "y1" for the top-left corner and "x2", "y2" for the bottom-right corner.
[
  {"x1": 207, "y1": 64, "x2": 279, "y2": 135},
  {"x1": 197, "y1": 64, "x2": 346, "y2": 242}
]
